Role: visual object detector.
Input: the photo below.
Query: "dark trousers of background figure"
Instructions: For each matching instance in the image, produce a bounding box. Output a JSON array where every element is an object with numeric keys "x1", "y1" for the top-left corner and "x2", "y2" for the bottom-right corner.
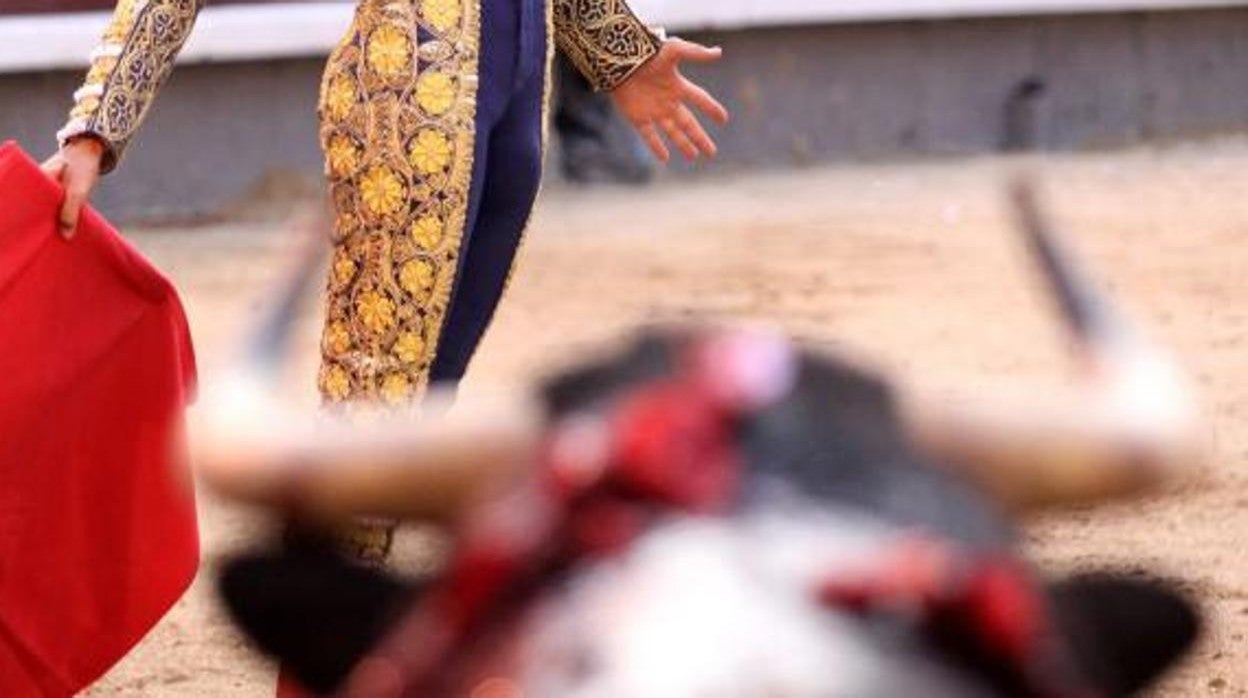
[
  {"x1": 554, "y1": 54, "x2": 655, "y2": 185},
  {"x1": 427, "y1": 0, "x2": 549, "y2": 385}
]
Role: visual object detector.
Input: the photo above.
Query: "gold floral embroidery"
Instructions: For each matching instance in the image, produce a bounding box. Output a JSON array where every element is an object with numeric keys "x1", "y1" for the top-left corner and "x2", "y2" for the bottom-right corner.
[
  {"x1": 422, "y1": 0, "x2": 462, "y2": 33},
  {"x1": 321, "y1": 364, "x2": 353, "y2": 402},
  {"x1": 325, "y1": 76, "x2": 357, "y2": 121},
  {"x1": 408, "y1": 129, "x2": 453, "y2": 175},
  {"x1": 333, "y1": 251, "x2": 358, "y2": 287},
  {"x1": 59, "y1": 0, "x2": 205, "y2": 172},
  {"x1": 380, "y1": 373, "x2": 413, "y2": 404},
  {"x1": 360, "y1": 166, "x2": 406, "y2": 216},
  {"x1": 356, "y1": 290, "x2": 396, "y2": 334},
  {"x1": 410, "y1": 215, "x2": 444, "y2": 250},
  {"x1": 318, "y1": 0, "x2": 612, "y2": 414},
  {"x1": 553, "y1": 0, "x2": 660, "y2": 92},
  {"x1": 366, "y1": 24, "x2": 412, "y2": 77},
  {"x1": 416, "y1": 72, "x2": 457, "y2": 116},
  {"x1": 324, "y1": 322, "x2": 353, "y2": 355},
  {"x1": 393, "y1": 332, "x2": 426, "y2": 364},
  {"x1": 319, "y1": 1, "x2": 481, "y2": 411},
  {"x1": 326, "y1": 135, "x2": 360, "y2": 176},
  {"x1": 399, "y1": 259, "x2": 436, "y2": 300}
]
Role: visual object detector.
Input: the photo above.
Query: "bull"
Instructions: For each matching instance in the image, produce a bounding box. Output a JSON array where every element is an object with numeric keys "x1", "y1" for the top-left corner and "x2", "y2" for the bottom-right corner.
[{"x1": 193, "y1": 180, "x2": 1204, "y2": 697}]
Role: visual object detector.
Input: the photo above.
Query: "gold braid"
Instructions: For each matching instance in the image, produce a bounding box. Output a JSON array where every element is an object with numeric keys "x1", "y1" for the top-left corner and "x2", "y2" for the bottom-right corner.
[
  {"x1": 553, "y1": 0, "x2": 661, "y2": 92},
  {"x1": 58, "y1": 0, "x2": 204, "y2": 173}
]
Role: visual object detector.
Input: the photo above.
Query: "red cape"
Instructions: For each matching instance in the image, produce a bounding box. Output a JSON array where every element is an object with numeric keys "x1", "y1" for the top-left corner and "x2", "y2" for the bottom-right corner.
[{"x1": 0, "y1": 143, "x2": 199, "y2": 695}]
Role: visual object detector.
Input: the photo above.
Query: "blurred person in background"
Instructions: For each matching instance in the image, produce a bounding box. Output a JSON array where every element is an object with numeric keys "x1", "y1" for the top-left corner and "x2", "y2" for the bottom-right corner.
[
  {"x1": 555, "y1": 53, "x2": 655, "y2": 185},
  {"x1": 39, "y1": 0, "x2": 728, "y2": 564}
]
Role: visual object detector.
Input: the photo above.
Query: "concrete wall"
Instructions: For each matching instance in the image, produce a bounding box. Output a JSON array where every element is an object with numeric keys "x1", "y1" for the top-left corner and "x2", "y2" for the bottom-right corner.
[
  {"x1": 3, "y1": 7, "x2": 1248, "y2": 220},
  {"x1": 1, "y1": 59, "x2": 326, "y2": 220},
  {"x1": 692, "y1": 9, "x2": 1248, "y2": 166}
]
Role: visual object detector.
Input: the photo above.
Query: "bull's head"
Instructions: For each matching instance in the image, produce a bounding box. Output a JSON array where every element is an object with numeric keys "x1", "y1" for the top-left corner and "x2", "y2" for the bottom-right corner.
[{"x1": 193, "y1": 182, "x2": 1203, "y2": 696}]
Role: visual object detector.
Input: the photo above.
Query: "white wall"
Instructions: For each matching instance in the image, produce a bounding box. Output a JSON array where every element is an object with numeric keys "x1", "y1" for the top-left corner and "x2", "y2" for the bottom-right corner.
[
  {"x1": 2, "y1": 0, "x2": 1246, "y2": 73},
  {"x1": 633, "y1": 0, "x2": 1248, "y2": 29}
]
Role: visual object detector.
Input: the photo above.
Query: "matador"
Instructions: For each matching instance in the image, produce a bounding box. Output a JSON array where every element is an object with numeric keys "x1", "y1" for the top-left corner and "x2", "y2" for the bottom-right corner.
[{"x1": 46, "y1": 0, "x2": 727, "y2": 410}]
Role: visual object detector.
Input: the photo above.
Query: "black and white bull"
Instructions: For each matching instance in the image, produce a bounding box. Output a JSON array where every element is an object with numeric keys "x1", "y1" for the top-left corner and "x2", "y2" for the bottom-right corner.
[{"x1": 193, "y1": 181, "x2": 1203, "y2": 697}]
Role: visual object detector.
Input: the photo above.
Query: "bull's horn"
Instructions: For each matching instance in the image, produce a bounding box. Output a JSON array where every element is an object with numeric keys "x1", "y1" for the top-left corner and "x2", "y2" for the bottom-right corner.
[
  {"x1": 903, "y1": 179, "x2": 1202, "y2": 511},
  {"x1": 1010, "y1": 177, "x2": 1124, "y2": 349},
  {"x1": 192, "y1": 203, "x2": 539, "y2": 522},
  {"x1": 241, "y1": 203, "x2": 332, "y2": 380},
  {"x1": 197, "y1": 391, "x2": 541, "y2": 524}
]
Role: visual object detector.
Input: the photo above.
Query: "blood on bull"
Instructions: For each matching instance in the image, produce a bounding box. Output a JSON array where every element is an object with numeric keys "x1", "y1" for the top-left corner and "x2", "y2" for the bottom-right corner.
[{"x1": 193, "y1": 180, "x2": 1204, "y2": 697}]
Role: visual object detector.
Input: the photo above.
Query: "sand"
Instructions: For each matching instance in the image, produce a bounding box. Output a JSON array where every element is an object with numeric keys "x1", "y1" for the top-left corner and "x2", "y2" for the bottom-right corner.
[{"x1": 85, "y1": 140, "x2": 1248, "y2": 696}]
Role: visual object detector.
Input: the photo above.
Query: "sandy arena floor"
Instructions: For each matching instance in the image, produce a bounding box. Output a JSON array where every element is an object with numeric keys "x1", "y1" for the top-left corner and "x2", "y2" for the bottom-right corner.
[{"x1": 84, "y1": 141, "x2": 1248, "y2": 696}]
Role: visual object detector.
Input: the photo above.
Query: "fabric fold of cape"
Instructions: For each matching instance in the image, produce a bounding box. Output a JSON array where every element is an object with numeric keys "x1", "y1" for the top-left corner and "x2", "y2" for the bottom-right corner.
[{"x1": 0, "y1": 142, "x2": 199, "y2": 695}]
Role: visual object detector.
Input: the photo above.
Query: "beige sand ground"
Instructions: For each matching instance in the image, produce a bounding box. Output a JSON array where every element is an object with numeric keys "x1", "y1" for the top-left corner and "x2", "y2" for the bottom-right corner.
[{"x1": 84, "y1": 141, "x2": 1248, "y2": 696}]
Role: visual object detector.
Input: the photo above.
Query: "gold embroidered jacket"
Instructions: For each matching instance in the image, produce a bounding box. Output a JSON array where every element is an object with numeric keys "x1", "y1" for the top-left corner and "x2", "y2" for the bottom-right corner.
[{"x1": 59, "y1": 0, "x2": 661, "y2": 172}]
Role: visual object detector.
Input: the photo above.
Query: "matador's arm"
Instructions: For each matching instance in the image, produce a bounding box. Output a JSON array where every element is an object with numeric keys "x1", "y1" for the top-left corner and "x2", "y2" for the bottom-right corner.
[
  {"x1": 553, "y1": 0, "x2": 663, "y2": 92},
  {"x1": 57, "y1": 0, "x2": 205, "y2": 173}
]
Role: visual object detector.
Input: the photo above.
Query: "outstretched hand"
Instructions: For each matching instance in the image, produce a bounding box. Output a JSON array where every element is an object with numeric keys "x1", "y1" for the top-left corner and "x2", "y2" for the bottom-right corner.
[
  {"x1": 611, "y1": 38, "x2": 730, "y2": 164},
  {"x1": 41, "y1": 137, "x2": 104, "y2": 239}
]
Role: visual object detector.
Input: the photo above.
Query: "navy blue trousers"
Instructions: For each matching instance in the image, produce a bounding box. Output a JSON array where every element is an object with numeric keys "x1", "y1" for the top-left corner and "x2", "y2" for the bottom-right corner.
[{"x1": 428, "y1": 0, "x2": 548, "y2": 384}]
